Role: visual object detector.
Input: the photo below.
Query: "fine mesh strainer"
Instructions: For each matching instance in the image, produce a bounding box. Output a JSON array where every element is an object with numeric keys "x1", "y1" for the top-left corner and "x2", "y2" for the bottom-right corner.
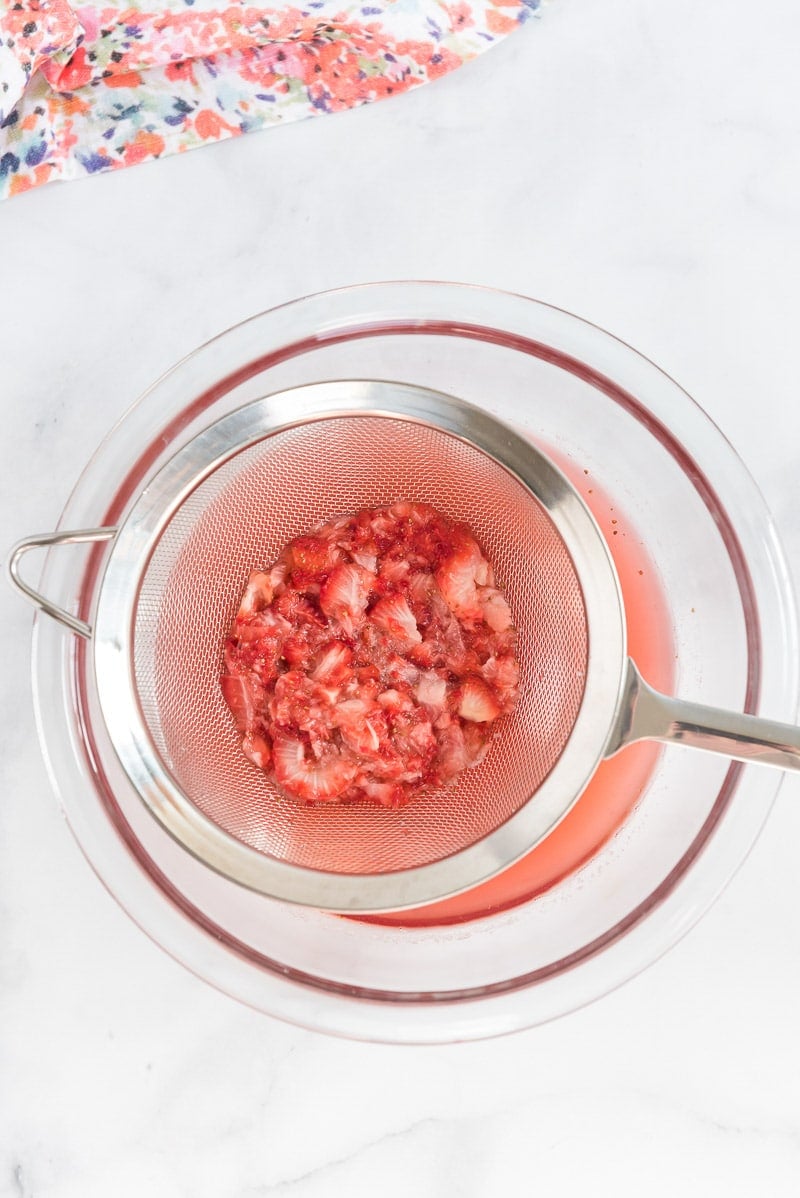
[{"x1": 9, "y1": 380, "x2": 800, "y2": 912}]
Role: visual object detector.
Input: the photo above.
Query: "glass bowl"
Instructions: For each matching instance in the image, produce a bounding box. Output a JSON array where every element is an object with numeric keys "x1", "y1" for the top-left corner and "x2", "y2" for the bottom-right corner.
[{"x1": 31, "y1": 282, "x2": 798, "y2": 1042}]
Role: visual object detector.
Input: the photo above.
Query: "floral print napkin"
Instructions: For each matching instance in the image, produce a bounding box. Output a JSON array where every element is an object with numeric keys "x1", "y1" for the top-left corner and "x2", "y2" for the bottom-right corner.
[{"x1": 0, "y1": 0, "x2": 538, "y2": 198}]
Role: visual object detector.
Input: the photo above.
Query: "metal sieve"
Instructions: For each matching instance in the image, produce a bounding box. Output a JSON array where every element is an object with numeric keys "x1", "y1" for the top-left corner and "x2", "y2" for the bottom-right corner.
[{"x1": 9, "y1": 380, "x2": 800, "y2": 912}]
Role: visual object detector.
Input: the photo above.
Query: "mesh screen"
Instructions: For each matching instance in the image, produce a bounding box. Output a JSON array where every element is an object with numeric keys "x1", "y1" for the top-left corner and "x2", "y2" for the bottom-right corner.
[{"x1": 133, "y1": 415, "x2": 588, "y2": 874}]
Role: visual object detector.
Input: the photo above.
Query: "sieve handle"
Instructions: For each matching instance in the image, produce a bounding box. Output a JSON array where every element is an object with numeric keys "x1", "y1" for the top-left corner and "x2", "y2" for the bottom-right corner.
[
  {"x1": 6, "y1": 528, "x2": 117, "y2": 639},
  {"x1": 609, "y1": 660, "x2": 800, "y2": 771}
]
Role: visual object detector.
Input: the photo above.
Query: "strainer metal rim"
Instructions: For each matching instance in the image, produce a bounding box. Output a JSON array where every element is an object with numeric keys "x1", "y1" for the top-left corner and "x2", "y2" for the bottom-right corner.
[{"x1": 92, "y1": 380, "x2": 627, "y2": 911}]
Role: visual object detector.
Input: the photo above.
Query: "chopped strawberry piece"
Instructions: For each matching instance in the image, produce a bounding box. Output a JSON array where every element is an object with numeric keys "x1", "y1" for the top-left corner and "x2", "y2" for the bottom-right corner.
[
  {"x1": 380, "y1": 556, "x2": 411, "y2": 586},
  {"x1": 220, "y1": 673, "x2": 266, "y2": 733},
  {"x1": 242, "y1": 732, "x2": 271, "y2": 770},
  {"x1": 408, "y1": 640, "x2": 435, "y2": 668},
  {"x1": 311, "y1": 641, "x2": 354, "y2": 684},
  {"x1": 319, "y1": 563, "x2": 374, "y2": 637},
  {"x1": 273, "y1": 591, "x2": 326, "y2": 628},
  {"x1": 357, "y1": 779, "x2": 406, "y2": 808},
  {"x1": 220, "y1": 503, "x2": 518, "y2": 807},
  {"x1": 338, "y1": 707, "x2": 387, "y2": 757},
  {"x1": 238, "y1": 571, "x2": 276, "y2": 616},
  {"x1": 482, "y1": 654, "x2": 520, "y2": 702},
  {"x1": 369, "y1": 593, "x2": 422, "y2": 650},
  {"x1": 282, "y1": 634, "x2": 314, "y2": 668},
  {"x1": 415, "y1": 670, "x2": 447, "y2": 709},
  {"x1": 435, "y1": 527, "x2": 487, "y2": 624},
  {"x1": 286, "y1": 535, "x2": 340, "y2": 581},
  {"x1": 462, "y1": 721, "x2": 492, "y2": 767},
  {"x1": 351, "y1": 550, "x2": 378, "y2": 573},
  {"x1": 436, "y1": 722, "x2": 468, "y2": 782},
  {"x1": 385, "y1": 653, "x2": 420, "y2": 687},
  {"x1": 480, "y1": 587, "x2": 513, "y2": 632},
  {"x1": 377, "y1": 689, "x2": 414, "y2": 714},
  {"x1": 458, "y1": 676, "x2": 502, "y2": 723},
  {"x1": 272, "y1": 734, "x2": 356, "y2": 802}
]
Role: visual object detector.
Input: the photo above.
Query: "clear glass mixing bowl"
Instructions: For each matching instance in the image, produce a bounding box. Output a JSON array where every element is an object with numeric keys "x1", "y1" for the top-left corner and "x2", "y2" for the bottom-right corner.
[{"x1": 31, "y1": 282, "x2": 798, "y2": 1042}]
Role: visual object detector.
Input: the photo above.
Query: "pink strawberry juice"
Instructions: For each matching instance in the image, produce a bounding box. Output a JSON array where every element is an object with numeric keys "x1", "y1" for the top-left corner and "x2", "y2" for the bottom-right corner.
[{"x1": 359, "y1": 451, "x2": 675, "y2": 927}]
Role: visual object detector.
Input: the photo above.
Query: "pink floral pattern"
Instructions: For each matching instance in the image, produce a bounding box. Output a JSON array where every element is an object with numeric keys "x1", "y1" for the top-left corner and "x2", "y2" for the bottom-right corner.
[{"x1": 0, "y1": 0, "x2": 538, "y2": 198}]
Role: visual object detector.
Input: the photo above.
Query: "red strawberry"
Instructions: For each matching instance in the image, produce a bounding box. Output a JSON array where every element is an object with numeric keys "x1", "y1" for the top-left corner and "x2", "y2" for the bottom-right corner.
[
  {"x1": 224, "y1": 503, "x2": 518, "y2": 808},
  {"x1": 462, "y1": 722, "x2": 491, "y2": 768},
  {"x1": 350, "y1": 549, "x2": 378, "y2": 573},
  {"x1": 415, "y1": 670, "x2": 447, "y2": 710},
  {"x1": 377, "y1": 689, "x2": 414, "y2": 714},
  {"x1": 282, "y1": 633, "x2": 314, "y2": 668},
  {"x1": 379, "y1": 555, "x2": 411, "y2": 586},
  {"x1": 238, "y1": 571, "x2": 277, "y2": 617},
  {"x1": 409, "y1": 640, "x2": 436, "y2": 668},
  {"x1": 435, "y1": 722, "x2": 468, "y2": 782},
  {"x1": 385, "y1": 653, "x2": 420, "y2": 687},
  {"x1": 272, "y1": 734, "x2": 356, "y2": 802},
  {"x1": 369, "y1": 593, "x2": 422, "y2": 650},
  {"x1": 242, "y1": 732, "x2": 271, "y2": 771},
  {"x1": 337, "y1": 702, "x2": 387, "y2": 757},
  {"x1": 273, "y1": 591, "x2": 326, "y2": 628},
  {"x1": 311, "y1": 641, "x2": 354, "y2": 684},
  {"x1": 286, "y1": 534, "x2": 340, "y2": 581},
  {"x1": 435, "y1": 527, "x2": 490, "y2": 623},
  {"x1": 482, "y1": 653, "x2": 520, "y2": 699},
  {"x1": 480, "y1": 587, "x2": 513, "y2": 632},
  {"x1": 319, "y1": 563, "x2": 373, "y2": 636},
  {"x1": 458, "y1": 676, "x2": 502, "y2": 723},
  {"x1": 220, "y1": 673, "x2": 267, "y2": 733},
  {"x1": 369, "y1": 509, "x2": 398, "y2": 544},
  {"x1": 357, "y1": 779, "x2": 407, "y2": 808}
]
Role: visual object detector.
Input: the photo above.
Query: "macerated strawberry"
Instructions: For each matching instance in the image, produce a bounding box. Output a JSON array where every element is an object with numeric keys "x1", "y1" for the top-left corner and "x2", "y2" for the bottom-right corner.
[
  {"x1": 385, "y1": 653, "x2": 420, "y2": 687},
  {"x1": 408, "y1": 640, "x2": 436, "y2": 668},
  {"x1": 220, "y1": 673, "x2": 266, "y2": 733},
  {"x1": 221, "y1": 502, "x2": 519, "y2": 807},
  {"x1": 435, "y1": 527, "x2": 490, "y2": 623},
  {"x1": 311, "y1": 641, "x2": 354, "y2": 684},
  {"x1": 480, "y1": 587, "x2": 513, "y2": 632},
  {"x1": 482, "y1": 654, "x2": 520, "y2": 697},
  {"x1": 407, "y1": 719, "x2": 436, "y2": 757},
  {"x1": 238, "y1": 571, "x2": 276, "y2": 616},
  {"x1": 436, "y1": 722, "x2": 469, "y2": 782},
  {"x1": 272, "y1": 734, "x2": 356, "y2": 802},
  {"x1": 242, "y1": 732, "x2": 271, "y2": 771},
  {"x1": 274, "y1": 591, "x2": 326, "y2": 628},
  {"x1": 350, "y1": 549, "x2": 378, "y2": 573},
  {"x1": 282, "y1": 634, "x2": 314, "y2": 668},
  {"x1": 269, "y1": 670, "x2": 338, "y2": 742},
  {"x1": 458, "y1": 676, "x2": 502, "y2": 723},
  {"x1": 369, "y1": 593, "x2": 422, "y2": 650},
  {"x1": 369, "y1": 509, "x2": 398, "y2": 544},
  {"x1": 415, "y1": 670, "x2": 447, "y2": 710},
  {"x1": 319, "y1": 562, "x2": 374, "y2": 637},
  {"x1": 462, "y1": 721, "x2": 492, "y2": 768},
  {"x1": 338, "y1": 708, "x2": 387, "y2": 758},
  {"x1": 377, "y1": 688, "x2": 414, "y2": 714},
  {"x1": 286, "y1": 535, "x2": 341, "y2": 581},
  {"x1": 358, "y1": 779, "x2": 407, "y2": 808},
  {"x1": 380, "y1": 555, "x2": 411, "y2": 586}
]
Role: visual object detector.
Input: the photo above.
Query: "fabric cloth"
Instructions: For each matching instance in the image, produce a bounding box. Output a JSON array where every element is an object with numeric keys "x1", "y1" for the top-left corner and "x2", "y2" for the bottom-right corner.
[{"x1": 0, "y1": 0, "x2": 539, "y2": 198}]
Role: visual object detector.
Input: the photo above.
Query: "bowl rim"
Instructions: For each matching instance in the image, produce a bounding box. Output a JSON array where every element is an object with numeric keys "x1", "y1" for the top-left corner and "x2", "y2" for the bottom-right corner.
[{"x1": 29, "y1": 281, "x2": 799, "y2": 1042}]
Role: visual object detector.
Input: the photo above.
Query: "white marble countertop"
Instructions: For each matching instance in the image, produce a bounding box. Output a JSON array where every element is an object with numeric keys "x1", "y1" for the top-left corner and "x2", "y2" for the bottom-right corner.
[{"x1": 3, "y1": 0, "x2": 800, "y2": 1192}]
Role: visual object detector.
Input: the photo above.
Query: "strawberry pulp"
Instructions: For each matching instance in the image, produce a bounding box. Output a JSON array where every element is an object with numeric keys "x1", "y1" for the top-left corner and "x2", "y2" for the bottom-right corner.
[{"x1": 221, "y1": 502, "x2": 520, "y2": 806}]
